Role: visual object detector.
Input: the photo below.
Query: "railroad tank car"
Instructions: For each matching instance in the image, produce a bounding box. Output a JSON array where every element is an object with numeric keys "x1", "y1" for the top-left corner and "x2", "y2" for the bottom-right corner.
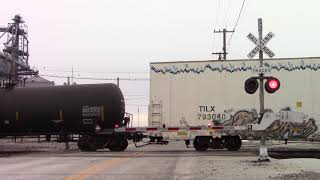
[{"x1": 0, "y1": 83, "x2": 128, "y2": 151}]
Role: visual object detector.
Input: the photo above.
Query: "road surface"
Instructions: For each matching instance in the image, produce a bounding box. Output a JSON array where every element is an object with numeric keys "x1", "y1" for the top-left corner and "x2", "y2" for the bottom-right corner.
[{"x1": 0, "y1": 140, "x2": 320, "y2": 180}]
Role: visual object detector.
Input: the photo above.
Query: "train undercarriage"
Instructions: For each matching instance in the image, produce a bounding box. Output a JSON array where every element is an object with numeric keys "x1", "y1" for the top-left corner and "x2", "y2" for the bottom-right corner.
[
  {"x1": 77, "y1": 134, "x2": 129, "y2": 152},
  {"x1": 75, "y1": 133, "x2": 242, "y2": 152}
]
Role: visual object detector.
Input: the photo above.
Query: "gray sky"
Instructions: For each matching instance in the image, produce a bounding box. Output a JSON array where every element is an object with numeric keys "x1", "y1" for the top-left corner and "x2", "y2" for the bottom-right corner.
[{"x1": 1, "y1": 0, "x2": 319, "y2": 126}]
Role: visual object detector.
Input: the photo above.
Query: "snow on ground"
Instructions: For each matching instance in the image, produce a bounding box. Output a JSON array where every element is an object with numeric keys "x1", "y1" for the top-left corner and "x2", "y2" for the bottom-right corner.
[{"x1": 193, "y1": 157, "x2": 320, "y2": 180}]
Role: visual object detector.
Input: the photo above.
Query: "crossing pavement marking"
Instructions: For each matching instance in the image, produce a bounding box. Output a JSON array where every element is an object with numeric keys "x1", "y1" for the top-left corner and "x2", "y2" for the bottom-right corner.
[{"x1": 66, "y1": 152, "x2": 144, "y2": 180}]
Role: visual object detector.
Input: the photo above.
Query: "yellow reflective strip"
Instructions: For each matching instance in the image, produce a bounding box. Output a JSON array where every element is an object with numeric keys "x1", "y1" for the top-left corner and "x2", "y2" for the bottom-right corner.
[
  {"x1": 15, "y1": 112, "x2": 19, "y2": 121},
  {"x1": 101, "y1": 106, "x2": 105, "y2": 121},
  {"x1": 177, "y1": 131, "x2": 187, "y2": 136},
  {"x1": 296, "y1": 101, "x2": 302, "y2": 108}
]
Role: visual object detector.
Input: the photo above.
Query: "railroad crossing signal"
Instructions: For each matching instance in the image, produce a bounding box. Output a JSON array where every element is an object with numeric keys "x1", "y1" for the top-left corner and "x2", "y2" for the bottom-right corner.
[
  {"x1": 264, "y1": 77, "x2": 280, "y2": 93},
  {"x1": 244, "y1": 77, "x2": 259, "y2": 94},
  {"x1": 244, "y1": 76, "x2": 280, "y2": 94},
  {"x1": 247, "y1": 32, "x2": 275, "y2": 58}
]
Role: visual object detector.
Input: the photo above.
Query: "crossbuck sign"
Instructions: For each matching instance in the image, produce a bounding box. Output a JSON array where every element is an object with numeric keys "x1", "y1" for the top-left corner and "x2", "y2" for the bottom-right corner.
[{"x1": 247, "y1": 32, "x2": 275, "y2": 58}]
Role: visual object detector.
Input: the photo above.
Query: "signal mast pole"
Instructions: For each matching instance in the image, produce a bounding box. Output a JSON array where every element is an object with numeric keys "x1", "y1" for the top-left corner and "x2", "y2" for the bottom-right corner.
[
  {"x1": 246, "y1": 18, "x2": 277, "y2": 162},
  {"x1": 258, "y1": 18, "x2": 264, "y2": 116},
  {"x1": 258, "y1": 18, "x2": 266, "y2": 147}
]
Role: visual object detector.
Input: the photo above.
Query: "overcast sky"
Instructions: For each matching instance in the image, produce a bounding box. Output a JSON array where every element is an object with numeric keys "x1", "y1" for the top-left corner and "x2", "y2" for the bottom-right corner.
[{"x1": 1, "y1": 0, "x2": 319, "y2": 126}]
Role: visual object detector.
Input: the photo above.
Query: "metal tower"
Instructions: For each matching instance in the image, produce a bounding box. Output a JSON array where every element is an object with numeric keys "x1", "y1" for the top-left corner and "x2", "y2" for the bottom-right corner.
[{"x1": 0, "y1": 15, "x2": 38, "y2": 87}]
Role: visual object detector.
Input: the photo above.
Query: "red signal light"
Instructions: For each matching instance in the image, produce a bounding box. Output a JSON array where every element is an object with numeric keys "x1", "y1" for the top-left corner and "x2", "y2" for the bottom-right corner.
[
  {"x1": 265, "y1": 77, "x2": 280, "y2": 93},
  {"x1": 269, "y1": 79, "x2": 279, "y2": 89}
]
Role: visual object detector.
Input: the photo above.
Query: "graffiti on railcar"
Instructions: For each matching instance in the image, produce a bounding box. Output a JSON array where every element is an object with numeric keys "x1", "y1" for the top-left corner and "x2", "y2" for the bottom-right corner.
[{"x1": 218, "y1": 108, "x2": 320, "y2": 141}]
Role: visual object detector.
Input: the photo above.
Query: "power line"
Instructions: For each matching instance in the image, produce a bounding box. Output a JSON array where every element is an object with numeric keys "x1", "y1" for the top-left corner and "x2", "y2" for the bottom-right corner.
[
  {"x1": 39, "y1": 69, "x2": 149, "y2": 74},
  {"x1": 215, "y1": 0, "x2": 221, "y2": 29},
  {"x1": 233, "y1": 0, "x2": 246, "y2": 30},
  {"x1": 40, "y1": 74, "x2": 150, "y2": 81},
  {"x1": 222, "y1": 0, "x2": 230, "y2": 28},
  {"x1": 227, "y1": 0, "x2": 246, "y2": 46},
  {"x1": 213, "y1": 0, "x2": 221, "y2": 53},
  {"x1": 224, "y1": 0, "x2": 232, "y2": 27}
]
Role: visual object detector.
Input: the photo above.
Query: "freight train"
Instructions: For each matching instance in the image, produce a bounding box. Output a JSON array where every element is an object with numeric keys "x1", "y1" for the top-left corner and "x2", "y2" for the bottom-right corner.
[
  {"x1": 0, "y1": 83, "x2": 130, "y2": 151},
  {"x1": 2, "y1": 57, "x2": 319, "y2": 153},
  {"x1": 0, "y1": 82, "x2": 246, "y2": 152}
]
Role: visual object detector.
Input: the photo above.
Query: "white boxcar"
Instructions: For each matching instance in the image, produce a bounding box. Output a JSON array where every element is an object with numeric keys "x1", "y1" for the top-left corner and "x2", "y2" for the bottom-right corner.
[{"x1": 149, "y1": 57, "x2": 320, "y2": 141}]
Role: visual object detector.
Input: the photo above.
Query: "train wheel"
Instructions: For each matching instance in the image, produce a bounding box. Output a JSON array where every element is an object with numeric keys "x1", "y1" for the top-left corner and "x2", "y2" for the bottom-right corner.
[
  {"x1": 108, "y1": 136, "x2": 128, "y2": 151},
  {"x1": 78, "y1": 135, "x2": 99, "y2": 152},
  {"x1": 225, "y1": 136, "x2": 242, "y2": 151},
  {"x1": 211, "y1": 137, "x2": 223, "y2": 149},
  {"x1": 78, "y1": 136, "x2": 90, "y2": 151},
  {"x1": 149, "y1": 136, "x2": 155, "y2": 142},
  {"x1": 118, "y1": 138, "x2": 128, "y2": 151},
  {"x1": 193, "y1": 137, "x2": 209, "y2": 151}
]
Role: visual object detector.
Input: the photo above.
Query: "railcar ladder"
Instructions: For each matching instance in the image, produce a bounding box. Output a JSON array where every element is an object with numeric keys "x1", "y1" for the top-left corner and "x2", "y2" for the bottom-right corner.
[{"x1": 150, "y1": 101, "x2": 162, "y2": 127}]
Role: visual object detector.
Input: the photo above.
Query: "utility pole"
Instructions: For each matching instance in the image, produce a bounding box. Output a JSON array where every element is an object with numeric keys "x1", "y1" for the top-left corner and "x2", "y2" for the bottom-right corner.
[
  {"x1": 211, "y1": 52, "x2": 223, "y2": 60},
  {"x1": 67, "y1": 77, "x2": 70, "y2": 85},
  {"x1": 212, "y1": 28, "x2": 234, "y2": 60},
  {"x1": 138, "y1": 106, "x2": 140, "y2": 127},
  {"x1": 117, "y1": 77, "x2": 119, "y2": 87},
  {"x1": 71, "y1": 66, "x2": 74, "y2": 85}
]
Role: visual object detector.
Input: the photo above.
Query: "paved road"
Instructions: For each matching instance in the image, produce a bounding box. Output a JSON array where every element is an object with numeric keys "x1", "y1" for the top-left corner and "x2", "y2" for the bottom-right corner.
[{"x1": 0, "y1": 141, "x2": 319, "y2": 180}]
